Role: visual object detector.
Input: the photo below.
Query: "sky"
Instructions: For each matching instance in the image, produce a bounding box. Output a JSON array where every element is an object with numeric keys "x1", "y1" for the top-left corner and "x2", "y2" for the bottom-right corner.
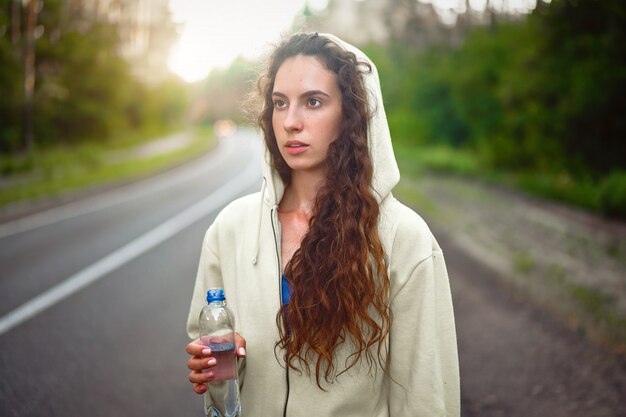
[
  {"x1": 167, "y1": 0, "x2": 329, "y2": 82},
  {"x1": 166, "y1": 0, "x2": 540, "y2": 83}
]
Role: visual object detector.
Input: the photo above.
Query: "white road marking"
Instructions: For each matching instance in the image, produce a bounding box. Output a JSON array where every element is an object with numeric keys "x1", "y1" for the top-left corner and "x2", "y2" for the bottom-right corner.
[{"x1": 0, "y1": 159, "x2": 261, "y2": 336}]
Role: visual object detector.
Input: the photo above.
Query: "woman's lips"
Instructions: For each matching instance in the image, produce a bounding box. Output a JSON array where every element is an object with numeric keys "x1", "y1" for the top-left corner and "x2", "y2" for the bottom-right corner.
[{"x1": 285, "y1": 140, "x2": 309, "y2": 155}]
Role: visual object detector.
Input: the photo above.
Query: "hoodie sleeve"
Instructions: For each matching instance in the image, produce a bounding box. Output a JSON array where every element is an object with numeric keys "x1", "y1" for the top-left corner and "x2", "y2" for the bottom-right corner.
[
  {"x1": 186, "y1": 222, "x2": 248, "y2": 387},
  {"x1": 388, "y1": 250, "x2": 460, "y2": 417},
  {"x1": 186, "y1": 223, "x2": 224, "y2": 340}
]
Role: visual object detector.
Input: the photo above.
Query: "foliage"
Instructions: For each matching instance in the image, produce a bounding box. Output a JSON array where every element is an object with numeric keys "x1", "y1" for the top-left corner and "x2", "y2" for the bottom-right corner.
[
  {"x1": 0, "y1": 127, "x2": 214, "y2": 206},
  {"x1": 191, "y1": 57, "x2": 258, "y2": 124},
  {"x1": 34, "y1": 23, "x2": 136, "y2": 144},
  {"x1": 0, "y1": 0, "x2": 188, "y2": 154},
  {"x1": 0, "y1": 9, "x2": 24, "y2": 151},
  {"x1": 538, "y1": 0, "x2": 626, "y2": 174},
  {"x1": 597, "y1": 171, "x2": 626, "y2": 218},
  {"x1": 367, "y1": 0, "x2": 626, "y2": 217},
  {"x1": 395, "y1": 144, "x2": 481, "y2": 177},
  {"x1": 364, "y1": 43, "x2": 467, "y2": 147}
]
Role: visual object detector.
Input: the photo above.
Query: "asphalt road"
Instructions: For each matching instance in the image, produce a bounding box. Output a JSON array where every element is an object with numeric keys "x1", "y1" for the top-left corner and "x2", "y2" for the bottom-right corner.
[
  {"x1": 0, "y1": 129, "x2": 262, "y2": 417},
  {"x1": 1, "y1": 128, "x2": 624, "y2": 417}
]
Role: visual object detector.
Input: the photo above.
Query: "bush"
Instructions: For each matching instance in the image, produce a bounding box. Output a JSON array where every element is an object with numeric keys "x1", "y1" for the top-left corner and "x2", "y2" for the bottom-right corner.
[
  {"x1": 597, "y1": 171, "x2": 626, "y2": 218},
  {"x1": 0, "y1": 153, "x2": 35, "y2": 175}
]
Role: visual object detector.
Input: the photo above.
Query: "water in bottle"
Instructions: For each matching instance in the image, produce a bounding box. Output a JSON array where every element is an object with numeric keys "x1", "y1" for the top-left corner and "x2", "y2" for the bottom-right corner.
[{"x1": 199, "y1": 288, "x2": 241, "y2": 417}]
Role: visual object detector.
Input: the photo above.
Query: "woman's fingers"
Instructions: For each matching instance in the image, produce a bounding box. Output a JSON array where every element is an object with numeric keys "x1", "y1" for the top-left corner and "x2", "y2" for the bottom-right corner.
[
  {"x1": 186, "y1": 334, "x2": 244, "y2": 396},
  {"x1": 234, "y1": 332, "x2": 247, "y2": 358},
  {"x1": 193, "y1": 383, "x2": 207, "y2": 394},
  {"x1": 186, "y1": 338, "x2": 218, "y2": 396},
  {"x1": 189, "y1": 369, "x2": 215, "y2": 384},
  {"x1": 186, "y1": 338, "x2": 211, "y2": 357},
  {"x1": 187, "y1": 356, "x2": 217, "y2": 371}
]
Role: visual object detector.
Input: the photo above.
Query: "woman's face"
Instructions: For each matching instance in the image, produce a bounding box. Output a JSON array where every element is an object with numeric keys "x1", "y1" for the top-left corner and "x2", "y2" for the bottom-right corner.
[{"x1": 272, "y1": 54, "x2": 342, "y2": 177}]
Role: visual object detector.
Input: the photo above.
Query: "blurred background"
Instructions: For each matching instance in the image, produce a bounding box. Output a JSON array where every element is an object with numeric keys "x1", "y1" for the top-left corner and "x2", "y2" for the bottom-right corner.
[{"x1": 1, "y1": 1, "x2": 625, "y2": 416}]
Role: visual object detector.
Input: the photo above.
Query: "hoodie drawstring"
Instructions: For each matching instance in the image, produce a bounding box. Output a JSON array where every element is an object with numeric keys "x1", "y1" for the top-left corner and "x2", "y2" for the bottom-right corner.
[{"x1": 252, "y1": 177, "x2": 268, "y2": 265}]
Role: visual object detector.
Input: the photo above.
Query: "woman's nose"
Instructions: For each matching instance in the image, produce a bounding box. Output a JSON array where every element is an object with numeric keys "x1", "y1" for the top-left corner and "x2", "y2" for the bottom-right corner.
[{"x1": 283, "y1": 107, "x2": 303, "y2": 132}]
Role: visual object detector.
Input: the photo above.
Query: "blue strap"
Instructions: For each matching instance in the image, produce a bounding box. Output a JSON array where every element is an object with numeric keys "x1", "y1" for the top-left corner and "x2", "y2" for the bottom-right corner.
[{"x1": 281, "y1": 274, "x2": 292, "y2": 305}]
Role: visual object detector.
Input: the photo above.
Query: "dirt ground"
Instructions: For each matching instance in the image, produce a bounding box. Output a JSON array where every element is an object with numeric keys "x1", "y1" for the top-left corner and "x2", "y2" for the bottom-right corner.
[
  {"x1": 439, "y1": 226, "x2": 626, "y2": 417},
  {"x1": 401, "y1": 173, "x2": 626, "y2": 417}
]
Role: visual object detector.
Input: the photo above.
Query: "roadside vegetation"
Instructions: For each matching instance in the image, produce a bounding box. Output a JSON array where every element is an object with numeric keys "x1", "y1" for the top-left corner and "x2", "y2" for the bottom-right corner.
[
  {"x1": 365, "y1": 0, "x2": 626, "y2": 219},
  {"x1": 394, "y1": 144, "x2": 603, "y2": 217},
  {"x1": 2, "y1": 0, "x2": 624, "y2": 219},
  {"x1": 0, "y1": 126, "x2": 215, "y2": 207},
  {"x1": 0, "y1": 1, "x2": 201, "y2": 208},
  {"x1": 373, "y1": 0, "x2": 626, "y2": 349},
  {"x1": 393, "y1": 157, "x2": 626, "y2": 351}
]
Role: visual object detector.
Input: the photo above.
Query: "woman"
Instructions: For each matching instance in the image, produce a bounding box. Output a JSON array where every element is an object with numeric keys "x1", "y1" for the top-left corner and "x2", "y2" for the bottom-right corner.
[{"x1": 185, "y1": 33, "x2": 459, "y2": 416}]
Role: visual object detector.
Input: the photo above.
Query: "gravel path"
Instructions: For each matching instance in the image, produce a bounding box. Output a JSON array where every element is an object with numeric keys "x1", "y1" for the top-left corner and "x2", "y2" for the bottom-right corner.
[
  {"x1": 397, "y1": 173, "x2": 626, "y2": 348},
  {"x1": 440, "y1": 227, "x2": 626, "y2": 417},
  {"x1": 396, "y1": 173, "x2": 626, "y2": 417}
]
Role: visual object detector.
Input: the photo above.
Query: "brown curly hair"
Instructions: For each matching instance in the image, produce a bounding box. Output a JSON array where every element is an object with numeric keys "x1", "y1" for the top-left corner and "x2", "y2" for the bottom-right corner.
[{"x1": 257, "y1": 33, "x2": 391, "y2": 388}]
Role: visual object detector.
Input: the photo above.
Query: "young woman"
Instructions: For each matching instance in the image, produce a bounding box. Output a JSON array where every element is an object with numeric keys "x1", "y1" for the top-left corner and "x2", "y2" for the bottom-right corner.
[{"x1": 185, "y1": 33, "x2": 459, "y2": 416}]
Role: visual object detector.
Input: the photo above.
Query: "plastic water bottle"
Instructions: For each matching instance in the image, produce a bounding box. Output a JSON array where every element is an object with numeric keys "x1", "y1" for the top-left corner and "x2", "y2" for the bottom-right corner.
[{"x1": 199, "y1": 288, "x2": 241, "y2": 417}]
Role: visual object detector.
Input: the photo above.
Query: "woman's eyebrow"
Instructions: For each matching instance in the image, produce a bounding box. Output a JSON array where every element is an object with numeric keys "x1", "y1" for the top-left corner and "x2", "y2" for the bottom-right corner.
[{"x1": 272, "y1": 90, "x2": 331, "y2": 99}]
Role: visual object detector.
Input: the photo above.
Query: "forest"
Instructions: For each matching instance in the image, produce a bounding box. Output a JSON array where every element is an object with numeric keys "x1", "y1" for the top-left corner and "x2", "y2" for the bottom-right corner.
[
  {"x1": 1, "y1": 0, "x2": 625, "y2": 216},
  {"x1": 0, "y1": 0, "x2": 187, "y2": 153},
  {"x1": 364, "y1": 0, "x2": 625, "y2": 217}
]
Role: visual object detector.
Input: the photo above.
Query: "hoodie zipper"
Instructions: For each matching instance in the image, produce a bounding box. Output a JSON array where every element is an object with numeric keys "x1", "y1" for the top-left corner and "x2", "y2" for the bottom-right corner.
[{"x1": 270, "y1": 206, "x2": 290, "y2": 417}]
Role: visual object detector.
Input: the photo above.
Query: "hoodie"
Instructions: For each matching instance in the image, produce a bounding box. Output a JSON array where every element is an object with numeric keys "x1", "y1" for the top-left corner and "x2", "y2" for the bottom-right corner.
[{"x1": 187, "y1": 34, "x2": 460, "y2": 417}]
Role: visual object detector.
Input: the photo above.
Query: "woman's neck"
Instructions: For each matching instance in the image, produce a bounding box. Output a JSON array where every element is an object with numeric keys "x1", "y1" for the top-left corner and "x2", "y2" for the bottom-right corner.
[{"x1": 280, "y1": 170, "x2": 326, "y2": 216}]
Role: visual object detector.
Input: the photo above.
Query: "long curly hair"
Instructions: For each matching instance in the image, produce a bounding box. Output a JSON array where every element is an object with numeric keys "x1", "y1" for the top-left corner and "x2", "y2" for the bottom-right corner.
[{"x1": 257, "y1": 33, "x2": 391, "y2": 388}]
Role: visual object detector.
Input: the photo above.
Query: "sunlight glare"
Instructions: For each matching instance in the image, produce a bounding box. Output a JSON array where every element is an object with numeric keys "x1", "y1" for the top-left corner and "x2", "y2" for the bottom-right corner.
[{"x1": 168, "y1": 0, "x2": 329, "y2": 83}]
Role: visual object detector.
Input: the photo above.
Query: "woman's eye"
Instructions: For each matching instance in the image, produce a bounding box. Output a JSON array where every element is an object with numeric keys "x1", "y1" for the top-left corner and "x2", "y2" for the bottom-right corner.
[
  {"x1": 307, "y1": 98, "x2": 321, "y2": 107},
  {"x1": 273, "y1": 100, "x2": 287, "y2": 109}
]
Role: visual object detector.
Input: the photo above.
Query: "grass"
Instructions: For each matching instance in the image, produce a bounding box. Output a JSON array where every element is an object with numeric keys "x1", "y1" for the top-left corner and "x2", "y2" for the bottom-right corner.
[
  {"x1": 0, "y1": 125, "x2": 215, "y2": 208},
  {"x1": 568, "y1": 284, "x2": 626, "y2": 348},
  {"x1": 394, "y1": 179, "x2": 442, "y2": 221},
  {"x1": 512, "y1": 251, "x2": 534, "y2": 274},
  {"x1": 394, "y1": 144, "x2": 482, "y2": 177},
  {"x1": 394, "y1": 143, "x2": 626, "y2": 350},
  {"x1": 393, "y1": 143, "x2": 619, "y2": 218},
  {"x1": 570, "y1": 285, "x2": 614, "y2": 322}
]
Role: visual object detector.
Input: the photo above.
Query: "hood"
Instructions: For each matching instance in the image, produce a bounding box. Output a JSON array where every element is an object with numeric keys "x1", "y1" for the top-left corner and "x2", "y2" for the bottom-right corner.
[{"x1": 260, "y1": 33, "x2": 400, "y2": 207}]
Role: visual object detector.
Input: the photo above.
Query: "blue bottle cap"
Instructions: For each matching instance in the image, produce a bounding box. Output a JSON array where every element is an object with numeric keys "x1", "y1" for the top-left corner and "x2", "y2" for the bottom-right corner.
[{"x1": 206, "y1": 288, "x2": 225, "y2": 303}]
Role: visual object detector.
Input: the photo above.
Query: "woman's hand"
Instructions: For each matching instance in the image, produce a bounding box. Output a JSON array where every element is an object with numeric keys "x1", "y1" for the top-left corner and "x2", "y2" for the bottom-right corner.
[{"x1": 186, "y1": 333, "x2": 247, "y2": 394}]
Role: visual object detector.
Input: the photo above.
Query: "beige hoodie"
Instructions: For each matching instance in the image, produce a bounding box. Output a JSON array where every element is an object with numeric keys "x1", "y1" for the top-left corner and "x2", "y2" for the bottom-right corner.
[{"x1": 187, "y1": 34, "x2": 460, "y2": 417}]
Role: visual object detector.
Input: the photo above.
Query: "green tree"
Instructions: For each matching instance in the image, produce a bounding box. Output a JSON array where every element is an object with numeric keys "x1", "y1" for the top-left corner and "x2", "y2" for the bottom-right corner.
[
  {"x1": 35, "y1": 22, "x2": 137, "y2": 143},
  {"x1": 1, "y1": 0, "x2": 187, "y2": 153},
  {"x1": 0, "y1": 0, "x2": 26, "y2": 152},
  {"x1": 535, "y1": 0, "x2": 626, "y2": 174}
]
